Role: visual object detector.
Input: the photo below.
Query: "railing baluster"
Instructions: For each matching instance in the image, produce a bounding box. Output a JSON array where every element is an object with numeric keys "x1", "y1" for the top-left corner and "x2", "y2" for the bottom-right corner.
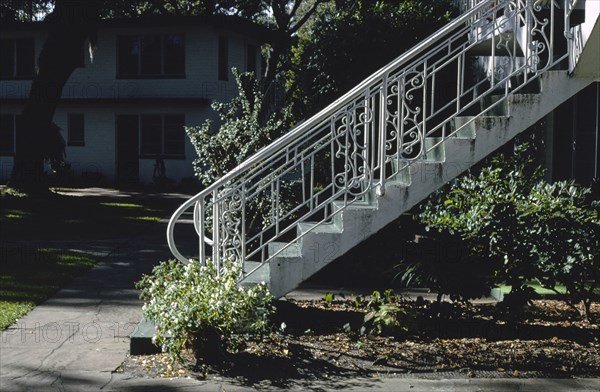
[
  {"x1": 457, "y1": 55, "x2": 462, "y2": 113},
  {"x1": 422, "y1": 61, "x2": 428, "y2": 157},
  {"x1": 241, "y1": 185, "x2": 246, "y2": 268},
  {"x1": 198, "y1": 199, "x2": 206, "y2": 266},
  {"x1": 212, "y1": 189, "x2": 220, "y2": 275},
  {"x1": 378, "y1": 75, "x2": 388, "y2": 195}
]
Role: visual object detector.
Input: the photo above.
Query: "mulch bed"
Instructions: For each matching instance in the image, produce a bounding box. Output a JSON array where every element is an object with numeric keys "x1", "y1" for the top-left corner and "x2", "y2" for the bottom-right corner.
[{"x1": 121, "y1": 298, "x2": 600, "y2": 384}]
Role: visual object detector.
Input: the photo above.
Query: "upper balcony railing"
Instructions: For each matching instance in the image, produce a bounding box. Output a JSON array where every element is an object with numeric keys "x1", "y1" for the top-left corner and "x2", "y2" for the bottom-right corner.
[{"x1": 168, "y1": 0, "x2": 587, "y2": 275}]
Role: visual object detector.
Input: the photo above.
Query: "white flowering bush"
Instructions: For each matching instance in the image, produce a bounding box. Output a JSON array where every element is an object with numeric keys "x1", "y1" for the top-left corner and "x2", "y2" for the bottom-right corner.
[{"x1": 136, "y1": 259, "x2": 274, "y2": 363}]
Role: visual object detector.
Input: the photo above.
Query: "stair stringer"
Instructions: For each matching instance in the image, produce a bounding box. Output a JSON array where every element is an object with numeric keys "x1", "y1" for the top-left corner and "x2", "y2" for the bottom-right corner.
[{"x1": 255, "y1": 70, "x2": 597, "y2": 298}]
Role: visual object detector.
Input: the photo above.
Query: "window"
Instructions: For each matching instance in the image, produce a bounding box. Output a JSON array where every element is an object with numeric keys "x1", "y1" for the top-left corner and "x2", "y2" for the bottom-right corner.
[
  {"x1": 246, "y1": 44, "x2": 257, "y2": 74},
  {"x1": 0, "y1": 114, "x2": 18, "y2": 155},
  {"x1": 218, "y1": 36, "x2": 228, "y2": 81},
  {"x1": 67, "y1": 114, "x2": 85, "y2": 146},
  {"x1": 117, "y1": 34, "x2": 185, "y2": 78},
  {"x1": 0, "y1": 38, "x2": 35, "y2": 79},
  {"x1": 140, "y1": 114, "x2": 185, "y2": 157},
  {"x1": 117, "y1": 114, "x2": 185, "y2": 158}
]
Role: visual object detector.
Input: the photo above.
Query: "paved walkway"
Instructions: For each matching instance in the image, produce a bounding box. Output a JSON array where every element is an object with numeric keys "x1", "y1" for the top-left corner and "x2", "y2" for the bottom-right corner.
[{"x1": 1, "y1": 188, "x2": 599, "y2": 391}]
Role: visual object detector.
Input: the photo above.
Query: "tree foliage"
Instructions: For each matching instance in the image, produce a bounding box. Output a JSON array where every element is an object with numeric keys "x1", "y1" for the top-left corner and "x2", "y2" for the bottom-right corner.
[
  {"x1": 186, "y1": 70, "x2": 298, "y2": 231},
  {"x1": 288, "y1": 0, "x2": 457, "y2": 116},
  {"x1": 187, "y1": 69, "x2": 294, "y2": 187}
]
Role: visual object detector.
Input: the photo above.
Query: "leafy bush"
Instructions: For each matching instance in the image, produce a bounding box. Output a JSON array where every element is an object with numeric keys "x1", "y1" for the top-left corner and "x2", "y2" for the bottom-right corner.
[
  {"x1": 361, "y1": 290, "x2": 412, "y2": 335},
  {"x1": 137, "y1": 260, "x2": 274, "y2": 362},
  {"x1": 186, "y1": 69, "x2": 294, "y2": 188},
  {"x1": 410, "y1": 141, "x2": 599, "y2": 319},
  {"x1": 519, "y1": 181, "x2": 599, "y2": 319},
  {"x1": 186, "y1": 69, "x2": 299, "y2": 232}
]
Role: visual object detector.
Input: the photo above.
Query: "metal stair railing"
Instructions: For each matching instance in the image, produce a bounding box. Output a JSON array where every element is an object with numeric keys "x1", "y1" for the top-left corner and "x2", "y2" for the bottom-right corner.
[{"x1": 167, "y1": 0, "x2": 580, "y2": 276}]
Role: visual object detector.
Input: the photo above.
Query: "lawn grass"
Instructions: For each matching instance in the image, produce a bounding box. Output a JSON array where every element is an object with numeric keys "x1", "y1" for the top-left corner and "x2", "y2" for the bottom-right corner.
[
  {"x1": 0, "y1": 186, "x2": 181, "y2": 330},
  {"x1": 0, "y1": 248, "x2": 97, "y2": 329},
  {"x1": 496, "y1": 283, "x2": 600, "y2": 296},
  {"x1": 0, "y1": 188, "x2": 168, "y2": 241}
]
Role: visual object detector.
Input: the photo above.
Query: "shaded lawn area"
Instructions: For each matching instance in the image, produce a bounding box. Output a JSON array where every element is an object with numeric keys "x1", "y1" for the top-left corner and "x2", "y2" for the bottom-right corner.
[
  {"x1": 0, "y1": 248, "x2": 96, "y2": 329},
  {"x1": 0, "y1": 188, "x2": 169, "y2": 241},
  {"x1": 0, "y1": 187, "x2": 182, "y2": 330}
]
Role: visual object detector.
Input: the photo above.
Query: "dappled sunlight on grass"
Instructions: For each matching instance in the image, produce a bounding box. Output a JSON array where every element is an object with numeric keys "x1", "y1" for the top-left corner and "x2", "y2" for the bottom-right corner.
[
  {"x1": 3, "y1": 209, "x2": 31, "y2": 219},
  {"x1": 125, "y1": 216, "x2": 161, "y2": 222},
  {"x1": 0, "y1": 187, "x2": 186, "y2": 329},
  {"x1": 0, "y1": 248, "x2": 98, "y2": 330},
  {"x1": 99, "y1": 202, "x2": 145, "y2": 208},
  {"x1": 0, "y1": 190, "x2": 171, "y2": 240}
]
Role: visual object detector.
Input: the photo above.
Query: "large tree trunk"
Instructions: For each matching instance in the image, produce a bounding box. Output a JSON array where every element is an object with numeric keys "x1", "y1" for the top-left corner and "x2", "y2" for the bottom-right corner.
[{"x1": 9, "y1": 0, "x2": 99, "y2": 191}]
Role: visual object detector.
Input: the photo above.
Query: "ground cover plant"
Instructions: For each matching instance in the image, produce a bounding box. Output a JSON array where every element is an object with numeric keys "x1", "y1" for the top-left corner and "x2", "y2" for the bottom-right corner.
[{"x1": 137, "y1": 259, "x2": 274, "y2": 364}]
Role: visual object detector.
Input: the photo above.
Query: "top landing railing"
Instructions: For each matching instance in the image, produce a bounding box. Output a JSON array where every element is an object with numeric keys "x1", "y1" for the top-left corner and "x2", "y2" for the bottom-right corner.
[{"x1": 168, "y1": 0, "x2": 583, "y2": 275}]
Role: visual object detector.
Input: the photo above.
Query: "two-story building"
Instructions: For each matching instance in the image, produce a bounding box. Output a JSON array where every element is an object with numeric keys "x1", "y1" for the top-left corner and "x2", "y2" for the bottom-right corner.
[{"x1": 0, "y1": 15, "x2": 268, "y2": 184}]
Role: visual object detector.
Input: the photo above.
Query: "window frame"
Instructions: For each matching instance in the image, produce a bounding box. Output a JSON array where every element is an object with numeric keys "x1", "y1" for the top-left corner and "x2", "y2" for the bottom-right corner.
[
  {"x1": 67, "y1": 113, "x2": 85, "y2": 147},
  {"x1": 116, "y1": 33, "x2": 186, "y2": 79},
  {"x1": 0, "y1": 114, "x2": 17, "y2": 156},
  {"x1": 117, "y1": 114, "x2": 186, "y2": 159},
  {"x1": 218, "y1": 35, "x2": 229, "y2": 81},
  {"x1": 246, "y1": 44, "x2": 257, "y2": 74},
  {"x1": 0, "y1": 37, "x2": 35, "y2": 80}
]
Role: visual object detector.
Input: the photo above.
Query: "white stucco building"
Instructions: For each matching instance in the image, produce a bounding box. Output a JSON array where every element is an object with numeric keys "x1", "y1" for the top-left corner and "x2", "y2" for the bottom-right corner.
[{"x1": 0, "y1": 15, "x2": 267, "y2": 184}]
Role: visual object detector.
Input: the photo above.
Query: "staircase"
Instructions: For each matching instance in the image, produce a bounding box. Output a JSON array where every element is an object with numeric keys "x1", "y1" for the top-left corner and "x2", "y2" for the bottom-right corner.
[{"x1": 167, "y1": 0, "x2": 600, "y2": 298}]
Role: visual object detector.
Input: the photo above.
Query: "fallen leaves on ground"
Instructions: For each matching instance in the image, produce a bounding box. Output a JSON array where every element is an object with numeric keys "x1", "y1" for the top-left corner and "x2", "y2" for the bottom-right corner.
[{"x1": 122, "y1": 299, "x2": 600, "y2": 381}]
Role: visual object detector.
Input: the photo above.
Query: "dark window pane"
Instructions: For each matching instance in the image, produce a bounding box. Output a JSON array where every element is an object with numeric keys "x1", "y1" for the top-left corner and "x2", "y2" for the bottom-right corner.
[
  {"x1": 77, "y1": 43, "x2": 86, "y2": 68},
  {"x1": 117, "y1": 36, "x2": 139, "y2": 76},
  {"x1": 141, "y1": 35, "x2": 161, "y2": 75},
  {"x1": 247, "y1": 44, "x2": 257, "y2": 74},
  {"x1": 218, "y1": 36, "x2": 228, "y2": 81},
  {"x1": 0, "y1": 114, "x2": 15, "y2": 155},
  {"x1": 164, "y1": 115, "x2": 185, "y2": 156},
  {"x1": 140, "y1": 115, "x2": 162, "y2": 155},
  {"x1": 0, "y1": 39, "x2": 14, "y2": 78},
  {"x1": 15, "y1": 38, "x2": 34, "y2": 77},
  {"x1": 164, "y1": 34, "x2": 185, "y2": 75},
  {"x1": 68, "y1": 114, "x2": 84, "y2": 146}
]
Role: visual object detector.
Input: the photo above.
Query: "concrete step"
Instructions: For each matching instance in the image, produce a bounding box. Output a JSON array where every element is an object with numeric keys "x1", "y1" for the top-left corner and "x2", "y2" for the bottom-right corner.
[
  {"x1": 268, "y1": 242, "x2": 301, "y2": 258},
  {"x1": 298, "y1": 221, "x2": 343, "y2": 235},
  {"x1": 240, "y1": 261, "x2": 270, "y2": 286},
  {"x1": 422, "y1": 137, "x2": 445, "y2": 162},
  {"x1": 129, "y1": 316, "x2": 160, "y2": 355}
]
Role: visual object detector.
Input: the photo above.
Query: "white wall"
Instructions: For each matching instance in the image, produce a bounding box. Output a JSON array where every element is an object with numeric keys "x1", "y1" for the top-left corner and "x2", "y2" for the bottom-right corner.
[
  {"x1": 0, "y1": 21, "x2": 264, "y2": 184},
  {"x1": 1, "y1": 25, "x2": 262, "y2": 102}
]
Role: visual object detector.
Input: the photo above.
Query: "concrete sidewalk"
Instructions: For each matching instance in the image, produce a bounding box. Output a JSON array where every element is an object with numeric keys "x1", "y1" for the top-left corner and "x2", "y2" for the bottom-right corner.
[
  {"x1": 1, "y1": 189, "x2": 599, "y2": 391},
  {"x1": 0, "y1": 221, "x2": 174, "y2": 391}
]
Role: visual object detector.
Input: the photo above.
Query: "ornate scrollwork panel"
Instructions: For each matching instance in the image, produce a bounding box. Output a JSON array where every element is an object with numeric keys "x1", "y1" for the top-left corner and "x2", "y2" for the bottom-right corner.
[
  {"x1": 399, "y1": 69, "x2": 425, "y2": 160},
  {"x1": 332, "y1": 101, "x2": 374, "y2": 197},
  {"x1": 218, "y1": 187, "x2": 243, "y2": 264}
]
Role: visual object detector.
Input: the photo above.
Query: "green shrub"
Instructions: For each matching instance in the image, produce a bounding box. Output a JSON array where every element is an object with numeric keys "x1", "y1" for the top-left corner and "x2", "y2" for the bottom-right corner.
[
  {"x1": 361, "y1": 290, "x2": 412, "y2": 335},
  {"x1": 410, "y1": 141, "x2": 599, "y2": 319},
  {"x1": 136, "y1": 260, "x2": 274, "y2": 363},
  {"x1": 186, "y1": 69, "x2": 298, "y2": 233},
  {"x1": 520, "y1": 181, "x2": 599, "y2": 319}
]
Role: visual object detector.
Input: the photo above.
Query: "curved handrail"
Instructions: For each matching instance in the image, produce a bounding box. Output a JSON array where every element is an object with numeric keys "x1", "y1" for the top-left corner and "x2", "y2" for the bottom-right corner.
[{"x1": 167, "y1": 0, "x2": 492, "y2": 262}]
